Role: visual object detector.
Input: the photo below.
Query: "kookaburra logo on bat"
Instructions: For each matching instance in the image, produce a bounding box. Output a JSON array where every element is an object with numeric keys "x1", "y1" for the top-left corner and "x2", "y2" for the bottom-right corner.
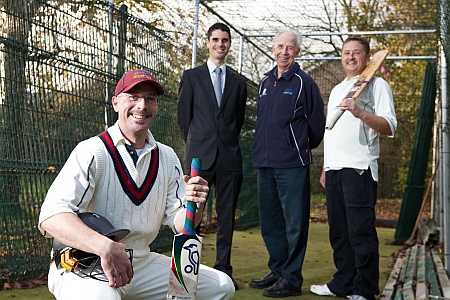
[{"x1": 183, "y1": 243, "x2": 200, "y2": 275}]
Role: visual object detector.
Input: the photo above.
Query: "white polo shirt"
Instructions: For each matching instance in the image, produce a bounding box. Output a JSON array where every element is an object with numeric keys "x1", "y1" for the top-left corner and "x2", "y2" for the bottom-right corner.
[{"x1": 323, "y1": 76, "x2": 397, "y2": 181}]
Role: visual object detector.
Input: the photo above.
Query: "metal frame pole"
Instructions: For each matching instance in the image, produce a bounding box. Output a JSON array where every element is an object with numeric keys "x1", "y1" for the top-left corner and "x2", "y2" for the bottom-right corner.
[
  {"x1": 192, "y1": 0, "x2": 200, "y2": 68},
  {"x1": 238, "y1": 35, "x2": 244, "y2": 74},
  {"x1": 105, "y1": 0, "x2": 114, "y2": 129},
  {"x1": 441, "y1": 41, "x2": 450, "y2": 273}
]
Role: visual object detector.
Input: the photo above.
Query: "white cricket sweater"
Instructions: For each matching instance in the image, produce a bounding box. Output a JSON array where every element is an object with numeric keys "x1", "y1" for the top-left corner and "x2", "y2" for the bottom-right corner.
[{"x1": 38, "y1": 123, "x2": 186, "y2": 260}]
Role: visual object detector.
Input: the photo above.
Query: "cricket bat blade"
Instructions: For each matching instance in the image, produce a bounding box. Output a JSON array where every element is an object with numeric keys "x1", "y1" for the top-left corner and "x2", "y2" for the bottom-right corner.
[{"x1": 167, "y1": 158, "x2": 203, "y2": 300}]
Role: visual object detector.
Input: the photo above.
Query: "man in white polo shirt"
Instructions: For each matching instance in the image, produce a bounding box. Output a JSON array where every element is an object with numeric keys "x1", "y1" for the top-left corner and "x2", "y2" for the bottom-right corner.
[{"x1": 310, "y1": 36, "x2": 397, "y2": 300}]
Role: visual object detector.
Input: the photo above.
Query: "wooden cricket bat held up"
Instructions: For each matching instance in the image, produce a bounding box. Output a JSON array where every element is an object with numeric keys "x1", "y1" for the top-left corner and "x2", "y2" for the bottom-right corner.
[
  {"x1": 167, "y1": 158, "x2": 203, "y2": 300},
  {"x1": 325, "y1": 49, "x2": 389, "y2": 130}
]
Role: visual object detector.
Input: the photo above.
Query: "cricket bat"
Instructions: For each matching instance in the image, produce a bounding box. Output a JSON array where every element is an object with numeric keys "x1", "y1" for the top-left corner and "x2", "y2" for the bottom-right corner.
[
  {"x1": 325, "y1": 49, "x2": 389, "y2": 130},
  {"x1": 167, "y1": 158, "x2": 203, "y2": 300}
]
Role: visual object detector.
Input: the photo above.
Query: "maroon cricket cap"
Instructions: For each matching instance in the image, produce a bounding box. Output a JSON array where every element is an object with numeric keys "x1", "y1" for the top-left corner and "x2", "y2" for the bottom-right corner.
[{"x1": 115, "y1": 69, "x2": 164, "y2": 96}]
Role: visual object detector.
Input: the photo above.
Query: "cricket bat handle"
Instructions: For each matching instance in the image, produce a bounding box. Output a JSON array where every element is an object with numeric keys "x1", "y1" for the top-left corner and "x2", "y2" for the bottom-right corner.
[
  {"x1": 325, "y1": 109, "x2": 345, "y2": 130},
  {"x1": 182, "y1": 158, "x2": 202, "y2": 235}
]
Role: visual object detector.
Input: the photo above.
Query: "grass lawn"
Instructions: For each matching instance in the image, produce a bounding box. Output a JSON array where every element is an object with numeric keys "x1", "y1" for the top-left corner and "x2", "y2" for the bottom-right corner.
[{"x1": 0, "y1": 222, "x2": 403, "y2": 300}]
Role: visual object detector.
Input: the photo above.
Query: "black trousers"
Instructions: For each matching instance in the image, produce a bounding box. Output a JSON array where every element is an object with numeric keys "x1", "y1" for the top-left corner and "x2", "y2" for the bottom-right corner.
[
  {"x1": 199, "y1": 157, "x2": 242, "y2": 277},
  {"x1": 325, "y1": 168, "x2": 379, "y2": 300}
]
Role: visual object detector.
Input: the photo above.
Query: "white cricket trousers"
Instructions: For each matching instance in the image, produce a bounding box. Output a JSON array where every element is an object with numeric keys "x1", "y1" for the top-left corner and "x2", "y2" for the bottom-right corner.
[{"x1": 47, "y1": 251, "x2": 235, "y2": 300}]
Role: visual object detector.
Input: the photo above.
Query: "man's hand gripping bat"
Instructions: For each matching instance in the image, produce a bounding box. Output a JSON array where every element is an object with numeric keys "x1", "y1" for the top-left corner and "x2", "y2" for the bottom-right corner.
[{"x1": 325, "y1": 50, "x2": 389, "y2": 130}]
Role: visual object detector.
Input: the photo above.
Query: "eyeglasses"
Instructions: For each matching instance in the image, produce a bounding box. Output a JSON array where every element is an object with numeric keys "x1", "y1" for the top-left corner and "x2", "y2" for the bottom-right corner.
[{"x1": 118, "y1": 93, "x2": 159, "y2": 105}]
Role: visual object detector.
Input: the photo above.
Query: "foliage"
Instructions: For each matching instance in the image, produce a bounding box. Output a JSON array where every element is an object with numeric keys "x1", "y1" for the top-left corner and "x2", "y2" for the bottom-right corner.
[
  {"x1": 372, "y1": 1, "x2": 437, "y2": 194},
  {"x1": 114, "y1": 0, "x2": 163, "y2": 23}
]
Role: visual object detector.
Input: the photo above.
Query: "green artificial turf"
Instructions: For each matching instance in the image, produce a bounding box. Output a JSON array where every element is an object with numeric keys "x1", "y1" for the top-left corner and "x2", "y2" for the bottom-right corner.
[{"x1": 0, "y1": 223, "x2": 403, "y2": 300}]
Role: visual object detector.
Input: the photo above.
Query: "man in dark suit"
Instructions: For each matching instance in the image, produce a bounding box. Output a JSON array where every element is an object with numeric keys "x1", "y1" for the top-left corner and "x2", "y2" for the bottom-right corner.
[{"x1": 177, "y1": 22, "x2": 247, "y2": 290}]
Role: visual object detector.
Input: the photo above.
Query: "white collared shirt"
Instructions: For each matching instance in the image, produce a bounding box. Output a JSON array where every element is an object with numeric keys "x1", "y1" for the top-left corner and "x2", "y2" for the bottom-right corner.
[{"x1": 323, "y1": 76, "x2": 397, "y2": 182}]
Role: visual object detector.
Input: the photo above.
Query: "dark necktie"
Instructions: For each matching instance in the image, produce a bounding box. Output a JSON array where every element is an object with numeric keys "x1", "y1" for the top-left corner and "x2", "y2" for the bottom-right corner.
[{"x1": 213, "y1": 67, "x2": 223, "y2": 107}]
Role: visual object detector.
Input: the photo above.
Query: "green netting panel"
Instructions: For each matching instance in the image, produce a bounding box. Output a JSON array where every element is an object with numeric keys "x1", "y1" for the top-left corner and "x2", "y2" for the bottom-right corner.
[
  {"x1": 395, "y1": 61, "x2": 437, "y2": 243},
  {"x1": 0, "y1": 170, "x2": 54, "y2": 281}
]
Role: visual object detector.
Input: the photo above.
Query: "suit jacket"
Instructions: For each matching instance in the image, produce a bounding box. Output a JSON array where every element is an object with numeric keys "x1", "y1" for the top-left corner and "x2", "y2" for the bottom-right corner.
[{"x1": 177, "y1": 63, "x2": 247, "y2": 171}]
